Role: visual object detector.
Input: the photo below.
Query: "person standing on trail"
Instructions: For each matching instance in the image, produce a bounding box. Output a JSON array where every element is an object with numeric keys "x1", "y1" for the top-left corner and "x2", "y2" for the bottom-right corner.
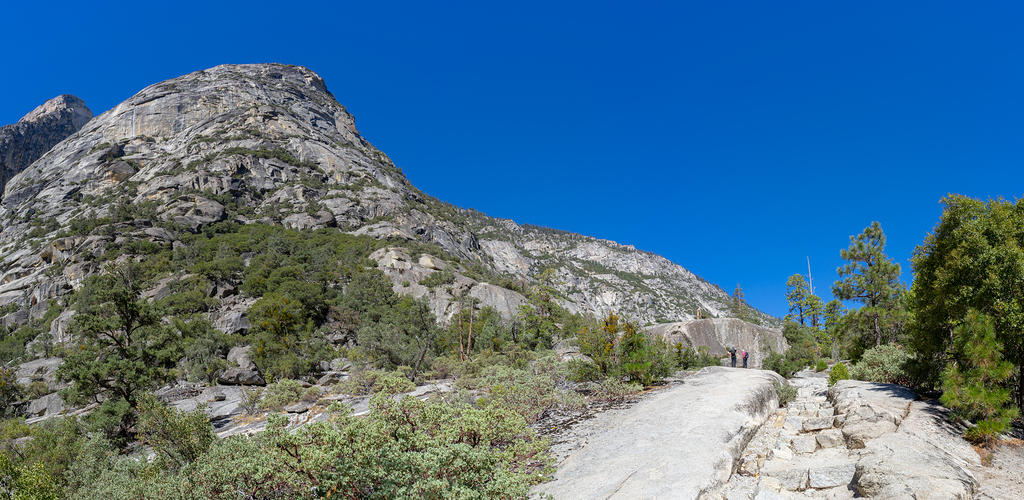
[
  {"x1": 742, "y1": 350, "x2": 748, "y2": 368},
  {"x1": 729, "y1": 347, "x2": 737, "y2": 367}
]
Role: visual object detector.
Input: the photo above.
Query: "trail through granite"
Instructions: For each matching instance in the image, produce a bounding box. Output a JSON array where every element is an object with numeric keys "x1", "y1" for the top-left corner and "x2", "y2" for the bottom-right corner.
[
  {"x1": 534, "y1": 367, "x2": 784, "y2": 499},
  {"x1": 714, "y1": 372, "x2": 993, "y2": 499}
]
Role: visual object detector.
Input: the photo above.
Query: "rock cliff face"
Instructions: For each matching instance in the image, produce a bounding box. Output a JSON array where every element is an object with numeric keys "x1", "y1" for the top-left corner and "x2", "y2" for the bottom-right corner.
[
  {"x1": 648, "y1": 318, "x2": 787, "y2": 368},
  {"x1": 0, "y1": 95, "x2": 92, "y2": 193},
  {"x1": 0, "y1": 63, "x2": 771, "y2": 335}
]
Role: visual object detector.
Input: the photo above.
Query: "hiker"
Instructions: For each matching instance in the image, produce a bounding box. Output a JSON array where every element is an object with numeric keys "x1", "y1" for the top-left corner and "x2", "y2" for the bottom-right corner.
[
  {"x1": 729, "y1": 347, "x2": 737, "y2": 367},
  {"x1": 742, "y1": 350, "x2": 748, "y2": 368}
]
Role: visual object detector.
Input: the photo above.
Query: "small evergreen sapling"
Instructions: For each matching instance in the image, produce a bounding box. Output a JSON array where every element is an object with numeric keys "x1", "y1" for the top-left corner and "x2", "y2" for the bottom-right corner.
[{"x1": 940, "y1": 311, "x2": 1019, "y2": 446}]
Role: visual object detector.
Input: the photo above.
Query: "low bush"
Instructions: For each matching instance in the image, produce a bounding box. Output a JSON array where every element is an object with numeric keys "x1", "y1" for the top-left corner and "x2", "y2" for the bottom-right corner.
[
  {"x1": 462, "y1": 362, "x2": 582, "y2": 424},
  {"x1": 576, "y1": 312, "x2": 673, "y2": 386},
  {"x1": 814, "y1": 359, "x2": 828, "y2": 372},
  {"x1": 828, "y1": 362, "x2": 849, "y2": 386},
  {"x1": 420, "y1": 268, "x2": 455, "y2": 288},
  {"x1": 135, "y1": 394, "x2": 214, "y2": 470},
  {"x1": 827, "y1": 362, "x2": 851, "y2": 387},
  {"x1": 258, "y1": 379, "x2": 306, "y2": 410},
  {"x1": 591, "y1": 378, "x2": 642, "y2": 402},
  {"x1": 850, "y1": 343, "x2": 913, "y2": 386},
  {"x1": 675, "y1": 343, "x2": 721, "y2": 370},
  {"x1": 772, "y1": 380, "x2": 797, "y2": 407},
  {"x1": 336, "y1": 370, "x2": 415, "y2": 396},
  {"x1": 239, "y1": 387, "x2": 263, "y2": 414},
  {"x1": 27, "y1": 391, "x2": 554, "y2": 499}
]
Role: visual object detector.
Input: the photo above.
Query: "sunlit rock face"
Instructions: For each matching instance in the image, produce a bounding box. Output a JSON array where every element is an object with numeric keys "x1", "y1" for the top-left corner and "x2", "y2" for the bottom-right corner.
[
  {"x1": 0, "y1": 63, "x2": 773, "y2": 328},
  {"x1": 648, "y1": 318, "x2": 788, "y2": 367},
  {"x1": 0, "y1": 94, "x2": 92, "y2": 194}
]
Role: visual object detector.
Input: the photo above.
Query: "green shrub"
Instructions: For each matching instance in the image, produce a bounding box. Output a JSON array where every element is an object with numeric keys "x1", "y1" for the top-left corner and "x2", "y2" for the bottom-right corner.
[
  {"x1": 828, "y1": 362, "x2": 850, "y2": 386},
  {"x1": 576, "y1": 313, "x2": 673, "y2": 386},
  {"x1": 567, "y1": 358, "x2": 603, "y2": 382},
  {"x1": 420, "y1": 268, "x2": 455, "y2": 288},
  {"x1": 239, "y1": 387, "x2": 263, "y2": 414},
  {"x1": 337, "y1": 370, "x2": 415, "y2": 396},
  {"x1": 136, "y1": 394, "x2": 214, "y2": 470},
  {"x1": 674, "y1": 343, "x2": 721, "y2": 370},
  {"x1": 479, "y1": 369, "x2": 581, "y2": 423},
  {"x1": 814, "y1": 359, "x2": 828, "y2": 372},
  {"x1": 591, "y1": 378, "x2": 642, "y2": 402},
  {"x1": 258, "y1": 379, "x2": 306, "y2": 410},
  {"x1": 0, "y1": 367, "x2": 24, "y2": 418},
  {"x1": 850, "y1": 343, "x2": 913, "y2": 386},
  {"x1": 0, "y1": 454, "x2": 62, "y2": 500},
  {"x1": 772, "y1": 380, "x2": 797, "y2": 407},
  {"x1": 940, "y1": 311, "x2": 1019, "y2": 446},
  {"x1": 67, "y1": 392, "x2": 553, "y2": 499}
]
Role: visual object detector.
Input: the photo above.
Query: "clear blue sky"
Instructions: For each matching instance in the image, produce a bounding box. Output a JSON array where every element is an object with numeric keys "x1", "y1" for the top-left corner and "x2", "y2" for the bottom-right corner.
[{"x1": 3, "y1": 1, "x2": 1023, "y2": 317}]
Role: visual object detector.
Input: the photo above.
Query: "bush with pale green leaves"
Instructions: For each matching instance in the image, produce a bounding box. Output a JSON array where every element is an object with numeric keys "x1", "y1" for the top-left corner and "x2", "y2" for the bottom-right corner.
[
  {"x1": 850, "y1": 344, "x2": 913, "y2": 386},
  {"x1": 336, "y1": 369, "x2": 415, "y2": 396},
  {"x1": 591, "y1": 378, "x2": 642, "y2": 402},
  {"x1": 62, "y1": 391, "x2": 552, "y2": 499}
]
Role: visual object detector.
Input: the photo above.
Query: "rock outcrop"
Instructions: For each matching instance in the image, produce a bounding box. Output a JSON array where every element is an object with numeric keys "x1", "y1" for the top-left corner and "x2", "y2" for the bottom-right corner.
[
  {"x1": 0, "y1": 64, "x2": 771, "y2": 332},
  {"x1": 535, "y1": 367, "x2": 784, "y2": 498},
  {"x1": 717, "y1": 373, "x2": 982, "y2": 499},
  {"x1": 0, "y1": 94, "x2": 92, "y2": 194},
  {"x1": 648, "y1": 318, "x2": 787, "y2": 368}
]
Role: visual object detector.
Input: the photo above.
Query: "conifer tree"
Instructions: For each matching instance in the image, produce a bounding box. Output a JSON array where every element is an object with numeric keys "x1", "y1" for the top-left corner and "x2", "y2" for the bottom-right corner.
[
  {"x1": 821, "y1": 299, "x2": 846, "y2": 359},
  {"x1": 911, "y1": 195, "x2": 1024, "y2": 410},
  {"x1": 832, "y1": 222, "x2": 905, "y2": 346},
  {"x1": 785, "y1": 274, "x2": 811, "y2": 325},
  {"x1": 732, "y1": 284, "x2": 755, "y2": 323},
  {"x1": 58, "y1": 264, "x2": 179, "y2": 446},
  {"x1": 940, "y1": 311, "x2": 1019, "y2": 445}
]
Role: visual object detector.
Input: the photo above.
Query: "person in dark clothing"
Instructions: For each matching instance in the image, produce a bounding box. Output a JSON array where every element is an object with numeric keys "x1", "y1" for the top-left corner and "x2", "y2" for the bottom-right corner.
[
  {"x1": 742, "y1": 351, "x2": 748, "y2": 368},
  {"x1": 729, "y1": 347, "x2": 737, "y2": 367}
]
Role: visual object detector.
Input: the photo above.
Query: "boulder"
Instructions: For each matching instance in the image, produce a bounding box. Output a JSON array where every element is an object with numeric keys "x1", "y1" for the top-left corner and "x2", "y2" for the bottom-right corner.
[
  {"x1": 768, "y1": 467, "x2": 809, "y2": 491},
  {"x1": 330, "y1": 358, "x2": 353, "y2": 372},
  {"x1": 317, "y1": 371, "x2": 349, "y2": 386},
  {"x1": 218, "y1": 367, "x2": 265, "y2": 386},
  {"x1": 802, "y1": 416, "x2": 835, "y2": 432},
  {"x1": 227, "y1": 345, "x2": 256, "y2": 371},
  {"x1": 15, "y1": 357, "x2": 61, "y2": 387},
  {"x1": 790, "y1": 435, "x2": 818, "y2": 454},
  {"x1": 170, "y1": 385, "x2": 246, "y2": 422},
  {"x1": 26, "y1": 392, "x2": 64, "y2": 418},
  {"x1": 842, "y1": 420, "x2": 897, "y2": 449},
  {"x1": 808, "y1": 463, "x2": 855, "y2": 489},
  {"x1": 815, "y1": 429, "x2": 844, "y2": 449},
  {"x1": 213, "y1": 300, "x2": 254, "y2": 334},
  {"x1": 647, "y1": 318, "x2": 787, "y2": 369},
  {"x1": 285, "y1": 401, "x2": 314, "y2": 413}
]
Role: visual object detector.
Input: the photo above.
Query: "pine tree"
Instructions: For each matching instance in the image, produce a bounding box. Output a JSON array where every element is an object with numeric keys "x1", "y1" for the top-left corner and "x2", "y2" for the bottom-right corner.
[
  {"x1": 940, "y1": 311, "x2": 1019, "y2": 446},
  {"x1": 785, "y1": 274, "x2": 811, "y2": 325},
  {"x1": 732, "y1": 284, "x2": 755, "y2": 323},
  {"x1": 58, "y1": 264, "x2": 179, "y2": 447},
  {"x1": 832, "y1": 221, "x2": 905, "y2": 346},
  {"x1": 821, "y1": 299, "x2": 846, "y2": 359},
  {"x1": 805, "y1": 293, "x2": 824, "y2": 329}
]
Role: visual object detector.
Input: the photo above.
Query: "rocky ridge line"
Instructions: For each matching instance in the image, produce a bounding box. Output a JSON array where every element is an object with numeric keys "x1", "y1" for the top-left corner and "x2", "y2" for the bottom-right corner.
[
  {"x1": 0, "y1": 64, "x2": 770, "y2": 333},
  {"x1": 0, "y1": 94, "x2": 92, "y2": 194}
]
